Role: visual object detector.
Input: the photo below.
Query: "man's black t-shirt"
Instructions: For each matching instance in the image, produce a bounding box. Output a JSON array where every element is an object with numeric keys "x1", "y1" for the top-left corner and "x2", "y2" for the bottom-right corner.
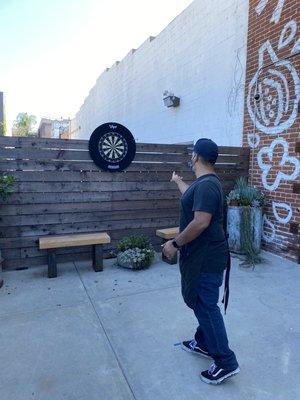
[
  {"x1": 178, "y1": 173, "x2": 230, "y2": 309},
  {"x1": 179, "y1": 173, "x2": 228, "y2": 273}
]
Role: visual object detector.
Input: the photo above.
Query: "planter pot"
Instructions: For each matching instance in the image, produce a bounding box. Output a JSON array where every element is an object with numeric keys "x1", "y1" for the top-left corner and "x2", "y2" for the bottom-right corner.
[
  {"x1": 227, "y1": 206, "x2": 262, "y2": 254},
  {"x1": 116, "y1": 253, "x2": 152, "y2": 270}
]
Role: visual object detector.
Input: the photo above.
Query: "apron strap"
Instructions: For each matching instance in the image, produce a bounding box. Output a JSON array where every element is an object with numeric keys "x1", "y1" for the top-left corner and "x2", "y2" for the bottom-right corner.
[
  {"x1": 222, "y1": 234, "x2": 231, "y2": 314},
  {"x1": 201, "y1": 175, "x2": 231, "y2": 314}
]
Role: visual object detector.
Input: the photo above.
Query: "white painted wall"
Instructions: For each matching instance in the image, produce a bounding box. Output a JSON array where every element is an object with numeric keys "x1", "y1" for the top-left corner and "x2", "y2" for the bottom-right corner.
[{"x1": 72, "y1": 0, "x2": 249, "y2": 146}]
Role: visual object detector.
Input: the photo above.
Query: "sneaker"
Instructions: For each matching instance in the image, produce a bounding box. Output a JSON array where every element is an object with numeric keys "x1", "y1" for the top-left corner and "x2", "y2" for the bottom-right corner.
[
  {"x1": 200, "y1": 362, "x2": 240, "y2": 385},
  {"x1": 180, "y1": 339, "x2": 212, "y2": 359}
]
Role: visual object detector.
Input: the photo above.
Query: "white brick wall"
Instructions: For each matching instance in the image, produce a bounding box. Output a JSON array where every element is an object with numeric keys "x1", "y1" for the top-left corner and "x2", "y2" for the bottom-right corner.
[{"x1": 72, "y1": 0, "x2": 249, "y2": 146}]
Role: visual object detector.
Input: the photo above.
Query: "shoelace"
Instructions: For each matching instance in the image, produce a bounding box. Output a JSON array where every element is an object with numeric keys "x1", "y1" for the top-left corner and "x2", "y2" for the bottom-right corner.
[
  {"x1": 189, "y1": 339, "x2": 198, "y2": 351},
  {"x1": 208, "y1": 363, "x2": 217, "y2": 376}
]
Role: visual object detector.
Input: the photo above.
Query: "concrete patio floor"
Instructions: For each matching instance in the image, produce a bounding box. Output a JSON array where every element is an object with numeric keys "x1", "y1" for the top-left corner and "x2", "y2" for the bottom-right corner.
[{"x1": 0, "y1": 251, "x2": 299, "y2": 400}]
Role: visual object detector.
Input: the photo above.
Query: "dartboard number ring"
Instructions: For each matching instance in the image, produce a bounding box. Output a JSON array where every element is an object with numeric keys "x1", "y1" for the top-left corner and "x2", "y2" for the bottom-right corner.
[{"x1": 89, "y1": 123, "x2": 136, "y2": 172}]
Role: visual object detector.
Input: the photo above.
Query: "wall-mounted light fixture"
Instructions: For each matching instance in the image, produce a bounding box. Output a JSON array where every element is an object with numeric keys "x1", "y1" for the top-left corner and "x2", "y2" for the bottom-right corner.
[{"x1": 163, "y1": 91, "x2": 180, "y2": 108}]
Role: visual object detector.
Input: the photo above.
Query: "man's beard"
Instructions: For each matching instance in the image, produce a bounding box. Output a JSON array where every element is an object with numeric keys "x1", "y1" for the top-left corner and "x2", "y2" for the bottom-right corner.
[{"x1": 188, "y1": 161, "x2": 196, "y2": 173}]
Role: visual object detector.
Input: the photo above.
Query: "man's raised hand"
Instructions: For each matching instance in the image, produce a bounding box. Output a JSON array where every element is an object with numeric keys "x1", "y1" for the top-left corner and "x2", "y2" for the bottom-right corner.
[{"x1": 171, "y1": 171, "x2": 183, "y2": 184}]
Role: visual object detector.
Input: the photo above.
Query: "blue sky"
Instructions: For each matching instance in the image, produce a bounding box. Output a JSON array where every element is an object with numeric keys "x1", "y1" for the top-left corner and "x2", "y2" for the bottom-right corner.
[{"x1": 0, "y1": 0, "x2": 192, "y2": 132}]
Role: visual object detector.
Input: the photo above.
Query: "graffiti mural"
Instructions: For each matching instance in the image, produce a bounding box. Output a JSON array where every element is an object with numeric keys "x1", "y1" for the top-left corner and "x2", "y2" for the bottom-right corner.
[
  {"x1": 255, "y1": 0, "x2": 286, "y2": 24},
  {"x1": 272, "y1": 202, "x2": 293, "y2": 224},
  {"x1": 257, "y1": 137, "x2": 300, "y2": 191},
  {"x1": 278, "y1": 20, "x2": 297, "y2": 50},
  {"x1": 247, "y1": 132, "x2": 261, "y2": 148},
  {"x1": 262, "y1": 214, "x2": 276, "y2": 243},
  {"x1": 247, "y1": 41, "x2": 300, "y2": 135},
  {"x1": 247, "y1": 2, "x2": 300, "y2": 247}
]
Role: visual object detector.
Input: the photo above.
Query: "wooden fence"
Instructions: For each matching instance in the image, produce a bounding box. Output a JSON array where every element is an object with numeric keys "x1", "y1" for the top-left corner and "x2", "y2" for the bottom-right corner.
[{"x1": 0, "y1": 136, "x2": 249, "y2": 270}]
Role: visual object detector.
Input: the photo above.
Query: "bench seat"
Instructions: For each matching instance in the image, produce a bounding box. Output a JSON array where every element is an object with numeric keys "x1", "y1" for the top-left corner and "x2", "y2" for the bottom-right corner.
[
  {"x1": 156, "y1": 227, "x2": 179, "y2": 240},
  {"x1": 39, "y1": 232, "x2": 111, "y2": 278},
  {"x1": 156, "y1": 227, "x2": 179, "y2": 265}
]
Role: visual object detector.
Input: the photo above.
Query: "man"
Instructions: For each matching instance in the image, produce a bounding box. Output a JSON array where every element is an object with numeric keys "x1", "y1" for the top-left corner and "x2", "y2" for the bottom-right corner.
[{"x1": 162, "y1": 138, "x2": 239, "y2": 385}]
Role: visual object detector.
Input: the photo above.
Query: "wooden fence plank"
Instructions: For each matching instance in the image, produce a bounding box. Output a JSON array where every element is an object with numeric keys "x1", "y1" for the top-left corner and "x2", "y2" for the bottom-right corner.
[
  {"x1": 0, "y1": 208, "x2": 180, "y2": 227},
  {"x1": 0, "y1": 189, "x2": 182, "y2": 205},
  {"x1": 5, "y1": 170, "x2": 246, "y2": 184},
  {"x1": 0, "y1": 160, "x2": 191, "y2": 172},
  {"x1": 7, "y1": 170, "x2": 193, "y2": 182},
  {"x1": 0, "y1": 147, "x2": 246, "y2": 165},
  {"x1": 0, "y1": 159, "x2": 248, "y2": 173},
  {"x1": 8, "y1": 179, "x2": 235, "y2": 194},
  {"x1": 13, "y1": 180, "x2": 181, "y2": 193},
  {"x1": 0, "y1": 184, "x2": 234, "y2": 206},
  {"x1": 0, "y1": 199, "x2": 180, "y2": 216},
  {"x1": 0, "y1": 137, "x2": 188, "y2": 153},
  {"x1": 0, "y1": 148, "x2": 188, "y2": 163},
  {"x1": 188, "y1": 145, "x2": 250, "y2": 155},
  {"x1": 1, "y1": 217, "x2": 180, "y2": 238}
]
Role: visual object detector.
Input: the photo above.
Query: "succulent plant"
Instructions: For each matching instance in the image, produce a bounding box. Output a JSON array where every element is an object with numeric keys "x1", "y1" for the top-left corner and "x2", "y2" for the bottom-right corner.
[
  {"x1": 226, "y1": 177, "x2": 265, "y2": 207},
  {"x1": 116, "y1": 236, "x2": 155, "y2": 270}
]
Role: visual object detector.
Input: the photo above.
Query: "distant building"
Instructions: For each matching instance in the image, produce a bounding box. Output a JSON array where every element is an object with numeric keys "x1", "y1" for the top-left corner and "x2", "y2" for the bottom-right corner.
[
  {"x1": 11, "y1": 128, "x2": 38, "y2": 137},
  {"x1": 37, "y1": 118, "x2": 52, "y2": 138},
  {"x1": 38, "y1": 118, "x2": 71, "y2": 139}
]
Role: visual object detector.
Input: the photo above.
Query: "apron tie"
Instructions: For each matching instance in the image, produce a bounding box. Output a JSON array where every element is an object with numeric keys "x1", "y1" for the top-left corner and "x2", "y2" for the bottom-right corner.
[{"x1": 222, "y1": 234, "x2": 231, "y2": 314}]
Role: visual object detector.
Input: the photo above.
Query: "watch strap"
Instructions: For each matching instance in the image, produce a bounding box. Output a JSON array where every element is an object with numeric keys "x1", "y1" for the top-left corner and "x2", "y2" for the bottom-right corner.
[{"x1": 172, "y1": 239, "x2": 180, "y2": 249}]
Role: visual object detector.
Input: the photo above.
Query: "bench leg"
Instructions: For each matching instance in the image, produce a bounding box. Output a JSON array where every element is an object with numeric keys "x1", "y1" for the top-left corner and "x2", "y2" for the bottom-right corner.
[
  {"x1": 48, "y1": 250, "x2": 57, "y2": 278},
  {"x1": 93, "y1": 245, "x2": 103, "y2": 272},
  {"x1": 162, "y1": 240, "x2": 178, "y2": 265}
]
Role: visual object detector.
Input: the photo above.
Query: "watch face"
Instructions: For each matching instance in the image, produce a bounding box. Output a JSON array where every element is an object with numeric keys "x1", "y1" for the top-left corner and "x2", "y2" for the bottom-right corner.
[{"x1": 89, "y1": 123, "x2": 136, "y2": 172}]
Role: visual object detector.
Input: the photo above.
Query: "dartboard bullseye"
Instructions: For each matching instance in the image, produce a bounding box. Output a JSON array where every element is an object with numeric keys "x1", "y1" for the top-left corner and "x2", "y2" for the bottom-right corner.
[{"x1": 89, "y1": 123, "x2": 136, "y2": 172}]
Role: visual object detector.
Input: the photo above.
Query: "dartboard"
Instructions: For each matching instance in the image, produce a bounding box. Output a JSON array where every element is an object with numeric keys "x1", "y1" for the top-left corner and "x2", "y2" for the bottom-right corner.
[{"x1": 89, "y1": 123, "x2": 136, "y2": 172}]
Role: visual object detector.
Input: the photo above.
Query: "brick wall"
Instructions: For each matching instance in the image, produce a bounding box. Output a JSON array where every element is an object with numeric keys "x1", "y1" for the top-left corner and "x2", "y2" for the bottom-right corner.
[
  {"x1": 243, "y1": 0, "x2": 300, "y2": 261},
  {"x1": 72, "y1": 0, "x2": 249, "y2": 147}
]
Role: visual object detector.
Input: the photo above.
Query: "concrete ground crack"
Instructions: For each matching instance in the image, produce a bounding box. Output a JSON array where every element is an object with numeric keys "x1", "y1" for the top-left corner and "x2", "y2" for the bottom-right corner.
[{"x1": 73, "y1": 262, "x2": 138, "y2": 400}]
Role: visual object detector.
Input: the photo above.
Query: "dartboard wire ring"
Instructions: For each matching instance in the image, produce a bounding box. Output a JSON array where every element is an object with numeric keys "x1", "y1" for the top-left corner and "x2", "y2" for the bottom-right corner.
[{"x1": 98, "y1": 132, "x2": 128, "y2": 163}]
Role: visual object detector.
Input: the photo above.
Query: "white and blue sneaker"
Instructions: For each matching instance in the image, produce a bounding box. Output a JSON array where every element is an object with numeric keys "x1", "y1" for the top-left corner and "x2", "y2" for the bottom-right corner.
[
  {"x1": 200, "y1": 362, "x2": 240, "y2": 385},
  {"x1": 180, "y1": 339, "x2": 212, "y2": 359}
]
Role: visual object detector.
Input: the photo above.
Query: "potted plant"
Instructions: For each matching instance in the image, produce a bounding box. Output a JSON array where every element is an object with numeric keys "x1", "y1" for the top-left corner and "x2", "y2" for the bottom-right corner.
[
  {"x1": 116, "y1": 235, "x2": 155, "y2": 270},
  {"x1": 0, "y1": 174, "x2": 15, "y2": 288},
  {"x1": 226, "y1": 177, "x2": 265, "y2": 267}
]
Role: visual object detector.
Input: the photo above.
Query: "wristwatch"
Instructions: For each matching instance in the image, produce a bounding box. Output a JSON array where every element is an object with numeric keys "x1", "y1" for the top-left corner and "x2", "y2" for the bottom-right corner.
[{"x1": 172, "y1": 239, "x2": 181, "y2": 249}]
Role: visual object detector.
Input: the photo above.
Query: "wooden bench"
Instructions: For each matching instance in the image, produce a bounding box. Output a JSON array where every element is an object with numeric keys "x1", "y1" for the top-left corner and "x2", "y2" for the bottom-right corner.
[
  {"x1": 156, "y1": 227, "x2": 179, "y2": 265},
  {"x1": 39, "y1": 232, "x2": 111, "y2": 278}
]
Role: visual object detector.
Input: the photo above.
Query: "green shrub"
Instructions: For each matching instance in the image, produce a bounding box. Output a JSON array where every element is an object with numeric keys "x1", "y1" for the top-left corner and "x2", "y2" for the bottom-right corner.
[
  {"x1": 0, "y1": 175, "x2": 15, "y2": 200},
  {"x1": 117, "y1": 235, "x2": 152, "y2": 252},
  {"x1": 116, "y1": 235, "x2": 155, "y2": 270}
]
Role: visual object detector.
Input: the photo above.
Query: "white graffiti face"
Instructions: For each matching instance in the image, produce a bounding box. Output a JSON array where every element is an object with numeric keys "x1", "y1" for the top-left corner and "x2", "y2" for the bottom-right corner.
[
  {"x1": 247, "y1": 41, "x2": 300, "y2": 135},
  {"x1": 262, "y1": 214, "x2": 276, "y2": 243},
  {"x1": 255, "y1": 0, "x2": 285, "y2": 24},
  {"x1": 272, "y1": 202, "x2": 293, "y2": 224},
  {"x1": 247, "y1": 132, "x2": 260, "y2": 148},
  {"x1": 257, "y1": 138, "x2": 300, "y2": 191}
]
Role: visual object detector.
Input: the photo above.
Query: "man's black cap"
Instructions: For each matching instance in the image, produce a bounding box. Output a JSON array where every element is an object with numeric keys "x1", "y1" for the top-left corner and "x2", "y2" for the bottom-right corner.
[{"x1": 193, "y1": 138, "x2": 218, "y2": 164}]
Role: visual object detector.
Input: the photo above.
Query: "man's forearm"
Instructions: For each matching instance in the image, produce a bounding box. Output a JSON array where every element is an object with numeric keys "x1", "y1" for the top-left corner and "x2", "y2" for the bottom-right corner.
[
  {"x1": 176, "y1": 180, "x2": 189, "y2": 194},
  {"x1": 175, "y1": 220, "x2": 208, "y2": 247}
]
